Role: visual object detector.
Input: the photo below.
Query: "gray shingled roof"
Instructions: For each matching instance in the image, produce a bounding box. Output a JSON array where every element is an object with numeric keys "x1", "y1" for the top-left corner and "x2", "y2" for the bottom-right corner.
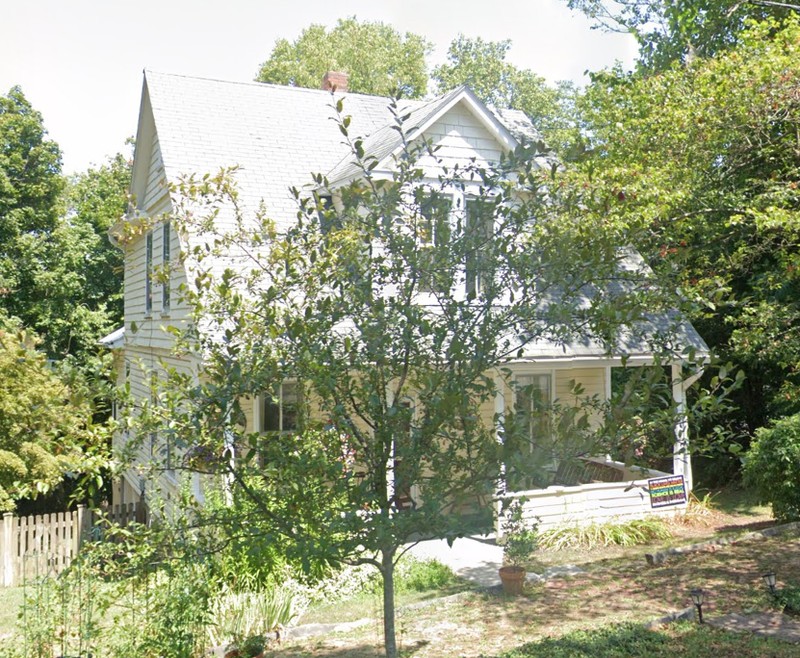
[{"x1": 144, "y1": 71, "x2": 545, "y2": 231}]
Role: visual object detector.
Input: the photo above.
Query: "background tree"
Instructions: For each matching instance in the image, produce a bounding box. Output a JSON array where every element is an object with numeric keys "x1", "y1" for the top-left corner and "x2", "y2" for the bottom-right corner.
[
  {"x1": 0, "y1": 86, "x2": 129, "y2": 361},
  {"x1": 574, "y1": 18, "x2": 800, "y2": 468},
  {"x1": 432, "y1": 36, "x2": 579, "y2": 154},
  {"x1": 565, "y1": 0, "x2": 795, "y2": 70},
  {"x1": 256, "y1": 17, "x2": 431, "y2": 97},
  {"x1": 55, "y1": 151, "x2": 130, "y2": 361},
  {"x1": 0, "y1": 86, "x2": 65, "y2": 341},
  {"x1": 0, "y1": 325, "x2": 104, "y2": 511}
]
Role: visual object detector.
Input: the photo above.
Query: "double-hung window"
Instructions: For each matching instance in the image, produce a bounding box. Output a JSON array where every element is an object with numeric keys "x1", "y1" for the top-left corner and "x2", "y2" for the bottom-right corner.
[
  {"x1": 262, "y1": 382, "x2": 300, "y2": 434},
  {"x1": 510, "y1": 373, "x2": 553, "y2": 489},
  {"x1": 418, "y1": 191, "x2": 452, "y2": 292},
  {"x1": 464, "y1": 197, "x2": 494, "y2": 297}
]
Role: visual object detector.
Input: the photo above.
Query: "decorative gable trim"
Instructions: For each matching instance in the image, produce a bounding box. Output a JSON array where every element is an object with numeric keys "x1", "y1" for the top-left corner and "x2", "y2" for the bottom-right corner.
[{"x1": 324, "y1": 87, "x2": 522, "y2": 189}]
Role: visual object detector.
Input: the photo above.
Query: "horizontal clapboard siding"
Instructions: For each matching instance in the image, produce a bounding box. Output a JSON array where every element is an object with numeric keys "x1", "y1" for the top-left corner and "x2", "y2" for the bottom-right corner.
[{"x1": 499, "y1": 471, "x2": 684, "y2": 533}]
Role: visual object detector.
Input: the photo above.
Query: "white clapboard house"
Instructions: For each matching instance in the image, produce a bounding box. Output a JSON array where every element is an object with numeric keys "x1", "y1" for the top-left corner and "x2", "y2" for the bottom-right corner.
[{"x1": 102, "y1": 70, "x2": 707, "y2": 530}]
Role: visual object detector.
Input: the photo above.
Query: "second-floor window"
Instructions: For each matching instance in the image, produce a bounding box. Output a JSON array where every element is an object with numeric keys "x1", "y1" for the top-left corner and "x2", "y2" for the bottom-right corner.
[
  {"x1": 418, "y1": 192, "x2": 452, "y2": 292},
  {"x1": 162, "y1": 221, "x2": 171, "y2": 314},
  {"x1": 145, "y1": 231, "x2": 153, "y2": 314},
  {"x1": 465, "y1": 198, "x2": 493, "y2": 297}
]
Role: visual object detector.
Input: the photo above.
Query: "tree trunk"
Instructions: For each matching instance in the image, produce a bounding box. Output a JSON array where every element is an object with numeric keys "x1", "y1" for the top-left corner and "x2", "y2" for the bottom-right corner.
[{"x1": 381, "y1": 548, "x2": 398, "y2": 658}]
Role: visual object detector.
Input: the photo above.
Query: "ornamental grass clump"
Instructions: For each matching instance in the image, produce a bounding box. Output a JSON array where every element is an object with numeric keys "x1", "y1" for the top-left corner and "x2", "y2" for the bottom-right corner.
[{"x1": 538, "y1": 517, "x2": 672, "y2": 550}]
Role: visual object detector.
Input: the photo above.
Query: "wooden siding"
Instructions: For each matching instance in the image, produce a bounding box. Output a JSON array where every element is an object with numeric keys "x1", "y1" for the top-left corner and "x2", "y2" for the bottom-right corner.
[
  {"x1": 417, "y1": 103, "x2": 505, "y2": 173},
  {"x1": 555, "y1": 368, "x2": 606, "y2": 401},
  {"x1": 143, "y1": 131, "x2": 168, "y2": 211},
  {"x1": 498, "y1": 470, "x2": 684, "y2": 534},
  {"x1": 477, "y1": 367, "x2": 609, "y2": 428},
  {"x1": 124, "y1": 208, "x2": 189, "y2": 351},
  {"x1": 114, "y1": 346, "x2": 200, "y2": 507}
]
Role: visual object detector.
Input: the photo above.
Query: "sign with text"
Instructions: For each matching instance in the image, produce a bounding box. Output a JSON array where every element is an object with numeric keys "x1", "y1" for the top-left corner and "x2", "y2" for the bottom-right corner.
[{"x1": 647, "y1": 474, "x2": 687, "y2": 509}]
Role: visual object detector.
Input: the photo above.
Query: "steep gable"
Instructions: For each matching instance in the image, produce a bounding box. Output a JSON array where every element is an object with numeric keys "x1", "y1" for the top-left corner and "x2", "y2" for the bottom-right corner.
[
  {"x1": 137, "y1": 72, "x2": 548, "y2": 229},
  {"x1": 325, "y1": 87, "x2": 551, "y2": 187}
]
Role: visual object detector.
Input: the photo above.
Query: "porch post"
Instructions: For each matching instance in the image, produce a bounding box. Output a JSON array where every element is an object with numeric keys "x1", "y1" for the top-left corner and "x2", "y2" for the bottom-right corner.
[
  {"x1": 671, "y1": 363, "x2": 693, "y2": 492},
  {"x1": 494, "y1": 371, "x2": 506, "y2": 535},
  {"x1": 223, "y1": 404, "x2": 236, "y2": 506}
]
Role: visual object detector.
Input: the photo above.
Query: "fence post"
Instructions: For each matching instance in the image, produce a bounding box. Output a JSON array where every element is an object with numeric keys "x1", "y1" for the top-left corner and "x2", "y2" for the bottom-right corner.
[
  {"x1": 75, "y1": 504, "x2": 90, "y2": 556},
  {"x1": 2, "y1": 512, "x2": 13, "y2": 587}
]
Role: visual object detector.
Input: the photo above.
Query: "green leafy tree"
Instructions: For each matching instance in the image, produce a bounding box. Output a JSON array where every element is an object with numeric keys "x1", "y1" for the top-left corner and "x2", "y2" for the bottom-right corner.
[
  {"x1": 0, "y1": 87, "x2": 129, "y2": 361},
  {"x1": 0, "y1": 326, "x2": 103, "y2": 511},
  {"x1": 256, "y1": 17, "x2": 431, "y2": 98},
  {"x1": 432, "y1": 36, "x2": 579, "y2": 154},
  {"x1": 132, "y1": 96, "x2": 714, "y2": 657},
  {"x1": 744, "y1": 412, "x2": 800, "y2": 522},
  {"x1": 0, "y1": 86, "x2": 65, "y2": 337},
  {"x1": 54, "y1": 152, "x2": 130, "y2": 359},
  {"x1": 565, "y1": 0, "x2": 794, "y2": 70},
  {"x1": 575, "y1": 18, "x2": 800, "y2": 446}
]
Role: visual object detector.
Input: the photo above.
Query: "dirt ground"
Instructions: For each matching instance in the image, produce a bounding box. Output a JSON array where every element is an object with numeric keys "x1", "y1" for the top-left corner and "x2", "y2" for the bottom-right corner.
[{"x1": 271, "y1": 501, "x2": 791, "y2": 658}]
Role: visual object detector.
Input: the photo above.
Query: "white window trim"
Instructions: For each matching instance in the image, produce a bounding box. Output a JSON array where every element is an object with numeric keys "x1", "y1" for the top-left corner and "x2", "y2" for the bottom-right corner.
[
  {"x1": 509, "y1": 369, "x2": 556, "y2": 410},
  {"x1": 144, "y1": 231, "x2": 153, "y2": 316},
  {"x1": 161, "y1": 221, "x2": 171, "y2": 316},
  {"x1": 411, "y1": 181, "x2": 499, "y2": 300},
  {"x1": 258, "y1": 382, "x2": 300, "y2": 434}
]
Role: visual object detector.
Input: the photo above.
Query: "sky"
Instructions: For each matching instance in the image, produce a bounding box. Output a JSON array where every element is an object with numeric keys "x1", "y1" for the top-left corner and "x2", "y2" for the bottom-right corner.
[{"x1": 0, "y1": 0, "x2": 637, "y2": 175}]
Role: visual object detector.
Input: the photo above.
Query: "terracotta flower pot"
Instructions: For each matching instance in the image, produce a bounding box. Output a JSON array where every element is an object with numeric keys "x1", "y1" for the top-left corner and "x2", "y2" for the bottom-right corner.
[{"x1": 499, "y1": 565, "x2": 526, "y2": 595}]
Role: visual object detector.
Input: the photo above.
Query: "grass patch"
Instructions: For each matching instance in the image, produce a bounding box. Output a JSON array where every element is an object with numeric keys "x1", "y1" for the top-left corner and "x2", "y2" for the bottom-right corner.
[
  {"x1": 539, "y1": 518, "x2": 673, "y2": 550},
  {"x1": 395, "y1": 555, "x2": 459, "y2": 593},
  {"x1": 710, "y1": 485, "x2": 771, "y2": 518},
  {"x1": 0, "y1": 586, "x2": 23, "y2": 638},
  {"x1": 499, "y1": 621, "x2": 797, "y2": 657},
  {"x1": 298, "y1": 557, "x2": 469, "y2": 625}
]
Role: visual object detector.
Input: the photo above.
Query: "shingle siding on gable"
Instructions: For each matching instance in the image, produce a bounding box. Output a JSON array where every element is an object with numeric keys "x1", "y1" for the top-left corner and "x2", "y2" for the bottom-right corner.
[{"x1": 420, "y1": 106, "x2": 504, "y2": 170}]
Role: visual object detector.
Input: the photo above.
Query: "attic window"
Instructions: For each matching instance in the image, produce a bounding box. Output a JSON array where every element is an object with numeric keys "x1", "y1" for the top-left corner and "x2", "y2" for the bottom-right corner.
[
  {"x1": 419, "y1": 192, "x2": 452, "y2": 246},
  {"x1": 417, "y1": 192, "x2": 452, "y2": 293}
]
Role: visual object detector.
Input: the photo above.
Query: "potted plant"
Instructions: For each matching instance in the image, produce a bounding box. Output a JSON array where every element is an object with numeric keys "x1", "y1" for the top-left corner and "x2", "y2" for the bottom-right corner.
[{"x1": 498, "y1": 500, "x2": 539, "y2": 595}]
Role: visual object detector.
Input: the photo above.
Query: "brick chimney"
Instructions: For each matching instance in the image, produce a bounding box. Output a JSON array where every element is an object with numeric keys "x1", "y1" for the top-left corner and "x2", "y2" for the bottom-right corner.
[{"x1": 322, "y1": 71, "x2": 349, "y2": 92}]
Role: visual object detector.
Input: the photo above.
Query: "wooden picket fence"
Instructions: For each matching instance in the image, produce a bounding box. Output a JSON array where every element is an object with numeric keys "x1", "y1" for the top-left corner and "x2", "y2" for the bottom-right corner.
[{"x1": 0, "y1": 502, "x2": 146, "y2": 587}]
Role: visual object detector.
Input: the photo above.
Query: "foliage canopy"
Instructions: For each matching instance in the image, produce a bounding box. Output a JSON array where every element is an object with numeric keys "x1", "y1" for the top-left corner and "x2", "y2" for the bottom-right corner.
[
  {"x1": 256, "y1": 17, "x2": 431, "y2": 98},
  {"x1": 0, "y1": 327, "x2": 102, "y2": 511},
  {"x1": 575, "y1": 18, "x2": 800, "y2": 442}
]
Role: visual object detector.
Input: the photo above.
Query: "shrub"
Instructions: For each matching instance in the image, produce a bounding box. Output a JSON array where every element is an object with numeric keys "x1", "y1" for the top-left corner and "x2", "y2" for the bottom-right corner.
[
  {"x1": 774, "y1": 585, "x2": 800, "y2": 616},
  {"x1": 395, "y1": 558, "x2": 457, "y2": 593},
  {"x1": 744, "y1": 413, "x2": 800, "y2": 522},
  {"x1": 501, "y1": 500, "x2": 539, "y2": 567},
  {"x1": 538, "y1": 517, "x2": 672, "y2": 550}
]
